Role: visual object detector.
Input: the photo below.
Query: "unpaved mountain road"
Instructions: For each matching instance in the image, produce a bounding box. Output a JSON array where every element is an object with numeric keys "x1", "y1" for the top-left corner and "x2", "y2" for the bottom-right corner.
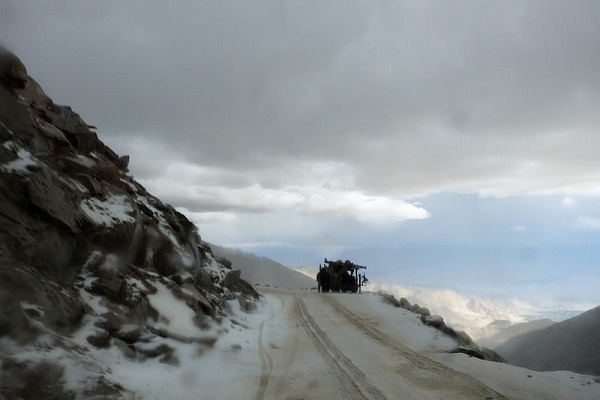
[{"x1": 253, "y1": 289, "x2": 507, "y2": 400}]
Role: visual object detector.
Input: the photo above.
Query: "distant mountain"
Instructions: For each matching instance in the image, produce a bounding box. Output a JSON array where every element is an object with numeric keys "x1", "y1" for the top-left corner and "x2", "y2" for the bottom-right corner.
[
  {"x1": 495, "y1": 306, "x2": 600, "y2": 375},
  {"x1": 211, "y1": 245, "x2": 316, "y2": 290},
  {"x1": 477, "y1": 319, "x2": 555, "y2": 348}
]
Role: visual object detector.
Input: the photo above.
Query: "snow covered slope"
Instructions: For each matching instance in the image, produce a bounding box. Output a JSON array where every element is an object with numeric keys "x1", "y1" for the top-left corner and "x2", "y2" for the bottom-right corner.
[
  {"x1": 0, "y1": 46, "x2": 257, "y2": 399},
  {"x1": 211, "y1": 245, "x2": 316, "y2": 290},
  {"x1": 69, "y1": 289, "x2": 595, "y2": 400}
]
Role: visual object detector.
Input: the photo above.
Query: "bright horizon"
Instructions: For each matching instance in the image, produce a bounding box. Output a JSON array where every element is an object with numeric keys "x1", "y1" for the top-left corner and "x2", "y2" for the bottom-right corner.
[{"x1": 2, "y1": 1, "x2": 600, "y2": 312}]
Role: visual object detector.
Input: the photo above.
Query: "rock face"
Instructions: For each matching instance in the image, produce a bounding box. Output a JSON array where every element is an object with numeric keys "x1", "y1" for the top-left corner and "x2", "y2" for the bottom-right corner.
[{"x1": 0, "y1": 47, "x2": 257, "y2": 398}]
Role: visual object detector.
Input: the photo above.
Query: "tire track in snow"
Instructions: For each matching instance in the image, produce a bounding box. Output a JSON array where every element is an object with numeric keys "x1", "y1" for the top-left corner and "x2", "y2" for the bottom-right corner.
[
  {"x1": 323, "y1": 295, "x2": 510, "y2": 400},
  {"x1": 254, "y1": 295, "x2": 283, "y2": 400},
  {"x1": 254, "y1": 320, "x2": 274, "y2": 400},
  {"x1": 294, "y1": 296, "x2": 387, "y2": 400}
]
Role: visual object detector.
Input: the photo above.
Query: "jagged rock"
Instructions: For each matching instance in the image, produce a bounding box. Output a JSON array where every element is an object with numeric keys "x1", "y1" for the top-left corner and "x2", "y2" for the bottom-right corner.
[
  {"x1": 75, "y1": 173, "x2": 104, "y2": 195},
  {"x1": 380, "y1": 293, "x2": 403, "y2": 308},
  {"x1": 26, "y1": 166, "x2": 86, "y2": 234},
  {"x1": 138, "y1": 343, "x2": 173, "y2": 359},
  {"x1": 380, "y1": 294, "x2": 414, "y2": 312},
  {"x1": 180, "y1": 282, "x2": 216, "y2": 317},
  {"x1": 421, "y1": 314, "x2": 444, "y2": 327},
  {"x1": 0, "y1": 47, "x2": 256, "y2": 397},
  {"x1": 0, "y1": 359, "x2": 76, "y2": 400},
  {"x1": 399, "y1": 297, "x2": 412, "y2": 309},
  {"x1": 216, "y1": 255, "x2": 232, "y2": 269},
  {"x1": 83, "y1": 376, "x2": 126, "y2": 399},
  {"x1": 0, "y1": 264, "x2": 85, "y2": 336},
  {"x1": 152, "y1": 237, "x2": 182, "y2": 276},
  {"x1": 0, "y1": 46, "x2": 27, "y2": 93},
  {"x1": 115, "y1": 324, "x2": 145, "y2": 344},
  {"x1": 223, "y1": 269, "x2": 259, "y2": 299},
  {"x1": 112, "y1": 338, "x2": 136, "y2": 359},
  {"x1": 237, "y1": 295, "x2": 258, "y2": 312},
  {"x1": 449, "y1": 346, "x2": 506, "y2": 363},
  {"x1": 92, "y1": 275, "x2": 124, "y2": 299},
  {"x1": 95, "y1": 312, "x2": 126, "y2": 334},
  {"x1": 410, "y1": 304, "x2": 430, "y2": 317},
  {"x1": 87, "y1": 330, "x2": 111, "y2": 348},
  {"x1": 118, "y1": 155, "x2": 129, "y2": 171},
  {"x1": 0, "y1": 290, "x2": 35, "y2": 341}
]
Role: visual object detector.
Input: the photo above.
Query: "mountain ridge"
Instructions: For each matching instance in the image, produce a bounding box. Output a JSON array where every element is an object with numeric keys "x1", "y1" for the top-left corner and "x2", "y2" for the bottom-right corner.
[{"x1": 495, "y1": 305, "x2": 600, "y2": 375}]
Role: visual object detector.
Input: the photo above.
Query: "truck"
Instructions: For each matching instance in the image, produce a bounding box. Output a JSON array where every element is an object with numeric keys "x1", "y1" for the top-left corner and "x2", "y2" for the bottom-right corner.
[{"x1": 316, "y1": 258, "x2": 368, "y2": 293}]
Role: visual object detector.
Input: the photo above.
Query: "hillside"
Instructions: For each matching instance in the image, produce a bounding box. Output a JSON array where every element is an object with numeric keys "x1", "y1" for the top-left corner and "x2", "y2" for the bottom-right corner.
[
  {"x1": 0, "y1": 47, "x2": 256, "y2": 399},
  {"x1": 495, "y1": 306, "x2": 600, "y2": 375},
  {"x1": 210, "y1": 245, "x2": 315, "y2": 290},
  {"x1": 477, "y1": 318, "x2": 555, "y2": 348}
]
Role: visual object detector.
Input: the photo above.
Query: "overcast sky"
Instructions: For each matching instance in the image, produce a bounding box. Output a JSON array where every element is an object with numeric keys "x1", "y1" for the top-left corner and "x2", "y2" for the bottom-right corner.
[{"x1": 2, "y1": 1, "x2": 600, "y2": 306}]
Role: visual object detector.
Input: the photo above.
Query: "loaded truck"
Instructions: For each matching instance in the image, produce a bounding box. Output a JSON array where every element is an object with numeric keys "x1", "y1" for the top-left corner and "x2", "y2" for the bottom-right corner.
[{"x1": 316, "y1": 258, "x2": 368, "y2": 293}]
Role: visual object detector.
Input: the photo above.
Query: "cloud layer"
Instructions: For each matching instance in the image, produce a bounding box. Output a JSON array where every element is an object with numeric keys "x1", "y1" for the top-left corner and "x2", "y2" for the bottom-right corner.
[{"x1": 2, "y1": 1, "x2": 600, "y2": 250}]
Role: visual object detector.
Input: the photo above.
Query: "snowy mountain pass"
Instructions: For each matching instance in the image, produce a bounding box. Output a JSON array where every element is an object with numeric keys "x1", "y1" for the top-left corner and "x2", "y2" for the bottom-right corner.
[
  {"x1": 92, "y1": 288, "x2": 599, "y2": 400},
  {"x1": 241, "y1": 289, "x2": 600, "y2": 400},
  {"x1": 249, "y1": 290, "x2": 501, "y2": 400}
]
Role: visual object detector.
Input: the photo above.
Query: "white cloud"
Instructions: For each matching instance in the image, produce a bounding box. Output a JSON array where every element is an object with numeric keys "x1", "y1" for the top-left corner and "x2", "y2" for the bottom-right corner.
[
  {"x1": 561, "y1": 196, "x2": 576, "y2": 209},
  {"x1": 6, "y1": 2, "x2": 600, "y2": 202},
  {"x1": 300, "y1": 189, "x2": 430, "y2": 223},
  {"x1": 572, "y1": 216, "x2": 600, "y2": 231},
  {"x1": 175, "y1": 183, "x2": 430, "y2": 224}
]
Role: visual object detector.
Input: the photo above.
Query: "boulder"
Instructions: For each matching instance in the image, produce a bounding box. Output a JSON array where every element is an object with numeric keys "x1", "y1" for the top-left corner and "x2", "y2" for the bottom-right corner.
[
  {"x1": 410, "y1": 304, "x2": 431, "y2": 317},
  {"x1": 223, "y1": 269, "x2": 259, "y2": 299},
  {"x1": 0, "y1": 46, "x2": 28, "y2": 93},
  {"x1": 421, "y1": 314, "x2": 444, "y2": 327},
  {"x1": 87, "y1": 330, "x2": 111, "y2": 348}
]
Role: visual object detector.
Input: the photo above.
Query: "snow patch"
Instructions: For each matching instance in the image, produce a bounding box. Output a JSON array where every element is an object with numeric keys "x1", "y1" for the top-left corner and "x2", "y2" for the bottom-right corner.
[
  {"x1": 1, "y1": 146, "x2": 37, "y2": 173},
  {"x1": 135, "y1": 195, "x2": 180, "y2": 245},
  {"x1": 147, "y1": 282, "x2": 201, "y2": 337},
  {"x1": 80, "y1": 194, "x2": 136, "y2": 227}
]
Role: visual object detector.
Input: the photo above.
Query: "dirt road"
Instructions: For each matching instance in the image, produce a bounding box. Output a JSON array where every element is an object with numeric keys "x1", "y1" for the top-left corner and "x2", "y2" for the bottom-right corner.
[{"x1": 253, "y1": 290, "x2": 507, "y2": 400}]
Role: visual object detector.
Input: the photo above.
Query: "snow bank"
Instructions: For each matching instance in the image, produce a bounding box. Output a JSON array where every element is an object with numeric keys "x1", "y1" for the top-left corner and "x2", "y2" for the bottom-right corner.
[{"x1": 371, "y1": 281, "x2": 596, "y2": 343}]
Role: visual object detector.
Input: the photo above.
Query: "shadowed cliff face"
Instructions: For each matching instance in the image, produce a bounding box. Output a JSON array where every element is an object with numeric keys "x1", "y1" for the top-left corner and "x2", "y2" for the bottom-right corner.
[
  {"x1": 0, "y1": 47, "x2": 256, "y2": 398},
  {"x1": 495, "y1": 306, "x2": 600, "y2": 376}
]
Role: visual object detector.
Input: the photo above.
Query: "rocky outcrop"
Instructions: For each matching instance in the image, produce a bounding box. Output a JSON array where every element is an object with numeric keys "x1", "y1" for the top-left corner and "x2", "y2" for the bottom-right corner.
[
  {"x1": 0, "y1": 47, "x2": 257, "y2": 398},
  {"x1": 379, "y1": 293, "x2": 505, "y2": 363}
]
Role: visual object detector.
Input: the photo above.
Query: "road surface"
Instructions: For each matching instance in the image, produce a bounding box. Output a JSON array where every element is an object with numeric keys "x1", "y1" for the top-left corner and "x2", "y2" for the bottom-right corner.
[{"x1": 252, "y1": 289, "x2": 506, "y2": 400}]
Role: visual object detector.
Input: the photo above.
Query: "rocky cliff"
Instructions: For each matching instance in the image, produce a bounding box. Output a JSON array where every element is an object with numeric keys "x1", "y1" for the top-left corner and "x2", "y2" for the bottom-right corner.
[{"x1": 0, "y1": 47, "x2": 256, "y2": 399}]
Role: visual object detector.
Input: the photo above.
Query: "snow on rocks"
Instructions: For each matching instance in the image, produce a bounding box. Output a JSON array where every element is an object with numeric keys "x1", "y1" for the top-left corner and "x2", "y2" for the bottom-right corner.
[
  {"x1": 0, "y1": 142, "x2": 38, "y2": 174},
  {"x1": 0, "y1": 48, "x2": 260, "y2": 398},
  {"x1": 80, "y1": 194, "x2": 136, "y2": 227}
]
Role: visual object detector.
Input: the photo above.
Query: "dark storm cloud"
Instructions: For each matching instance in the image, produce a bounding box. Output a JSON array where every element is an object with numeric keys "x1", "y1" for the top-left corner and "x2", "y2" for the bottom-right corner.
[
  {"x1": 3, "y1": 0, "x2": 600, "y2": 211},
  {"x1": 6, "y1": 2, "x2": 600, "y2": 311}
]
